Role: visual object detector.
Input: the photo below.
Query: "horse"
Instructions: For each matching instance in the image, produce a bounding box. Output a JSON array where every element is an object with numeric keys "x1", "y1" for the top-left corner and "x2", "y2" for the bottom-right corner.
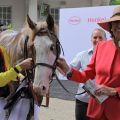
[{"x1": 0, "y1": 14, "x2": 61, "y2": 120}]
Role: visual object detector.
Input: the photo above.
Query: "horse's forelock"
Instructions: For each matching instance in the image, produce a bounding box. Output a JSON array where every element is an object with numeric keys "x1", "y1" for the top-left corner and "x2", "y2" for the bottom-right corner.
[
  {"x1": 36, "y1": 21, "x2": 47, "y2": 30},
  {"x1": 36, "y1": 21, "x2": 58, "y2": 35},
  {"x1": 23, "y1": 19, "x2": 58, "y2": 36}
]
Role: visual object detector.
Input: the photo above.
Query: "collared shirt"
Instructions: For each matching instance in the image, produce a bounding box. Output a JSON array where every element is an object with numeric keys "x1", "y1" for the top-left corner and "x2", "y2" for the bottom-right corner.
[{"x1": 70, "y1": 48, "x2": 95, "y2": 103}]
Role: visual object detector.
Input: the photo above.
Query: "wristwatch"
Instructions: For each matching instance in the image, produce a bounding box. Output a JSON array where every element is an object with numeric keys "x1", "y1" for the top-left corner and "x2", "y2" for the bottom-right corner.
[
  {"x1": 66, "y1": 68, "x2": 72, "y2": 79},
  {"x1": 14, "y1": 67, "x2": 20, "y2": 73}
]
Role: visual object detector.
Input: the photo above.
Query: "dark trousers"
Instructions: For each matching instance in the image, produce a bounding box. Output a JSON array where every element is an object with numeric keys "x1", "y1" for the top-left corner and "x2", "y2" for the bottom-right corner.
[{"x1": 75, "y1": 99, "x2": 89, "y2": 120}]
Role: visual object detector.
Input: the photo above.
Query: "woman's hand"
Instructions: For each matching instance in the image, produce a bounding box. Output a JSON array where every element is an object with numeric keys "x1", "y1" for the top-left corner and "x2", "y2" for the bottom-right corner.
[
  {"x1": 94, "y1": 85, "x2": 117, "y2": 96},
  {"x1": 56, "y1": 58, "x2": 70, "y2": 75}
]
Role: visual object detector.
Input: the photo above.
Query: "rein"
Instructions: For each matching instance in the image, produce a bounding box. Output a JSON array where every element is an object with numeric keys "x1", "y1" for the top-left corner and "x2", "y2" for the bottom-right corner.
[
  {"x1": 35, "y1": 29, "x2": 86, "y2": 96},
  {"x1": 4, "y1": 30, "x2": 85, "y2": 111},
  {"x1": 23, "y1": 30, "x2": 62, "y2": 108},
  {"x1": 23, "y1": 36, "x2": 43, "y2": 107},
  {"x1": 54, "y1": 73, "x2": 86, "y2": 95},
  {"x1": 22, "y1": 30, "x2": 62, "y2": 107},
  {"x1": 34, "y1": 29, "x2": 86, "y2": 96}
]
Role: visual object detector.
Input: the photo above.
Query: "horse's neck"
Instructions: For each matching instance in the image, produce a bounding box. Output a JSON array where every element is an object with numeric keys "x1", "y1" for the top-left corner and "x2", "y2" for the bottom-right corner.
[{"x1": 0, "y1": 30, "x2": 26, "y2": 66}]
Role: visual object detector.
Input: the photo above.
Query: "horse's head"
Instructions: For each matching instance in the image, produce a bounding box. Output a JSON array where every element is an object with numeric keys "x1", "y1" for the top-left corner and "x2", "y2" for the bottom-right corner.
[{"x1": 25, "y1": 15, "x2": 60, "y2": 96}]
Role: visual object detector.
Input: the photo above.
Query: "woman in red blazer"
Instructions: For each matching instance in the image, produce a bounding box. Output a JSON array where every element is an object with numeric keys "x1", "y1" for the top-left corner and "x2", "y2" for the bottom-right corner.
[{"x1": 57, "y1": 6, "x2": 120, "y2": 120}]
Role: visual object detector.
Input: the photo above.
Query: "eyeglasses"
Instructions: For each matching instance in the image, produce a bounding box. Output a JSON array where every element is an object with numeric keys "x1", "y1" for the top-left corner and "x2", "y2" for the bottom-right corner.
[{"x1": 93, "y1": 36, "x2": 103, "y2": 39}]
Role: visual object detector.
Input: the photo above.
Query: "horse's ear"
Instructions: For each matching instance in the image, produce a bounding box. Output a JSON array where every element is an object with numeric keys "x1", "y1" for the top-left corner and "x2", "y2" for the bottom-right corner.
[
  {"x1": 27, "y1": 14, "x2": 36, "y2": 30},
  {"x1": 46, "y1": 14, "x2": 54, "y2": 31}
]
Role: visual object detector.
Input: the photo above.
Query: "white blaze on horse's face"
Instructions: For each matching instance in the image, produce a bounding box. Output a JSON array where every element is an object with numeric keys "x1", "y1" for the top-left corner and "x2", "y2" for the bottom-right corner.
[{"x1": 33, "y1": 35, "x2": 56, "y2": 96}]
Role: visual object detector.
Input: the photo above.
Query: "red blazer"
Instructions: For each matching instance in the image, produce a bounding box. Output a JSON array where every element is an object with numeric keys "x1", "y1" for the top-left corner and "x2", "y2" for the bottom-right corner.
[{"x1": 70, "y1": 40, "x2": 120, "y2": 119}]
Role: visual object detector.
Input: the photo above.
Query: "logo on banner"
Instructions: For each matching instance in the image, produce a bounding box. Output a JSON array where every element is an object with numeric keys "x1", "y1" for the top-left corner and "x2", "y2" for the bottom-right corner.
[
  {"x1": 88, "y1": 17, "x2": 107, "y2": 23},
  {"x1": 68, "y1": 16, "x2": 81, "y2": 25}
]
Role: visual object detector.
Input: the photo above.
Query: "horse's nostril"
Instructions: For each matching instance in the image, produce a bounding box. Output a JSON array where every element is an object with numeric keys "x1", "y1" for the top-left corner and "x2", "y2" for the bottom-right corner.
[{"x1": 42, "y1": 86, "x2": 46, "y2": 90}]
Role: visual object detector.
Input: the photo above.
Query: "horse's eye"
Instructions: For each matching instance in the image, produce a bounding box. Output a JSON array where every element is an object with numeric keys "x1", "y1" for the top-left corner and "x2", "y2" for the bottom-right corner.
[{"x1": 50, "y1": 44, "x2": 55, "y2": 51}]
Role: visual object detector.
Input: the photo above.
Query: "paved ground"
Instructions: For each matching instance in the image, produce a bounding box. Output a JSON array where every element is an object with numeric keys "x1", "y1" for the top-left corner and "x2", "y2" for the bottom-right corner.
[
  {"x1": 39, "y1": 98, "x2": 75, "y2": 120},
  {"x1": 39, "y1": 80, "x2": 78, "y2": 120},
  {"x1": 50, "y1": 80, "x2": 78, "y2": 101}
]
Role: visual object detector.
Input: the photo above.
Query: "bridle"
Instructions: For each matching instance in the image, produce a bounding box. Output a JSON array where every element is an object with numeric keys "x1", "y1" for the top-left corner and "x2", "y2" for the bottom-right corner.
[
  {"x1": 34, "y1": 28, "x2": 62, "y2": 78},
  {"x1": 23, "y1": 28, "x2": 62, "y2": 83},
  {"x1": 3, "y1": 29, "x2": 61, "y2": 110},
  {"x1": 4, "y1": 28, "x2": 85, "y2": 111},
  {"x1": 27, "y1": 28, "x2": 85, "y2": 96},
  {"x1": 20, "y1": 28, "x2": 62, "y2": 107},
  {"x1": 23, "y1": 29, "x2": 63, "y2": 108},
  {"x1": 33, "y1": 29, "x2": 86, "y2": 95}
]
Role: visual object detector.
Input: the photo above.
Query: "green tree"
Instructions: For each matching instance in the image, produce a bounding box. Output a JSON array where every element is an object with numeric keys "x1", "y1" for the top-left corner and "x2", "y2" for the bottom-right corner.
[
  {"x1": 7, "y1": 23, "x2": 12, "y2": 30},
  {"x1": 111, "y1": 0, "x2": 120, "y2": 5}
]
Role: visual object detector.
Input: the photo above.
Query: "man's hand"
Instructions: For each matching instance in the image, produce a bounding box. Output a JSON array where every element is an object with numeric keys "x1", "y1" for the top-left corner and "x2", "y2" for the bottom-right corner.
[{"x1": 18, "y1": 58, "x2": 33, "y2": 70}]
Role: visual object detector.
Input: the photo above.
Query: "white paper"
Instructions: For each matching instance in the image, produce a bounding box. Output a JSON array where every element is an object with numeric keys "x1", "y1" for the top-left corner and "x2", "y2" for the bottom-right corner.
[{"x1": 82, "y1": 80, "x2": 108, "y2": 104}]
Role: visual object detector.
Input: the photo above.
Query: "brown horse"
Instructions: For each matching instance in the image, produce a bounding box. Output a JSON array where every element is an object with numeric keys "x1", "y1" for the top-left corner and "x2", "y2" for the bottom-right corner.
[{"x1": 0, "y1": 15, "x2": 60, "y2": 120}]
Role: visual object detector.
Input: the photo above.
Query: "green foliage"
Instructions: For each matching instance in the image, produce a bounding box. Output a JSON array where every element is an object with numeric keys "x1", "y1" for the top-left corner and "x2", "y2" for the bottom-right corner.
[
  {"x1": 111, "y1": 0, "x2": 120, "y2": 5},
  {"x1": 7, "y1": 23, "x2": 12, "y2": 30}
]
